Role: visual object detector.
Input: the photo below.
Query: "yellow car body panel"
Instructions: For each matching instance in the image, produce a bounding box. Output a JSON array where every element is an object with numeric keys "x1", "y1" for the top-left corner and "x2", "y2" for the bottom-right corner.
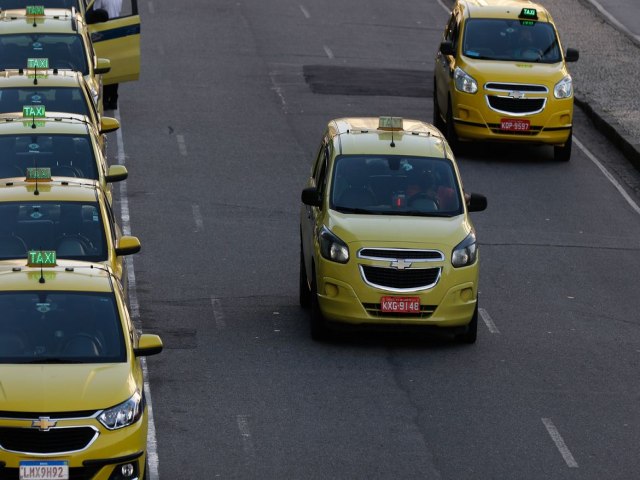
[
  {"x1": 0, "y1": 264, "x2": 160, "y2": 479},
  {"x1": 434, "y1": 0, "x2": 577, "y2": 148},
  {"x1": 89, "y1": 15, "x2": 141, "y2": 84}
]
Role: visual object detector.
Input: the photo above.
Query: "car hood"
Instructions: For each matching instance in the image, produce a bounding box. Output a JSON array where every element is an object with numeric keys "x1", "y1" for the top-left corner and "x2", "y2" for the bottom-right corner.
[
  {"x1": 0, "y1": 363, "x2": 136, "y2": 412},
  {"x1": 462, "y1": 58, "x2": 568, "y2": 85},
  {"x1": 327, "y1": 212, "x2": 473, "y2": 249}
]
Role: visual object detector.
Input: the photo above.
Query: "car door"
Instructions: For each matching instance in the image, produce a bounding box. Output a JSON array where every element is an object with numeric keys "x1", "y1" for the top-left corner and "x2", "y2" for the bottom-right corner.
[
  {"x1": 435, "y1": 10, "x2": 461, "y2": 118},
  {"x1": 87, "y1": 0, "x2": 140, "y2": 85}
]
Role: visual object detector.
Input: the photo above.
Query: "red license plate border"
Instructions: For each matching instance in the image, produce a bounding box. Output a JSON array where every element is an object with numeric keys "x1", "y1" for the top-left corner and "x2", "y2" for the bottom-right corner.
[
  {"x1": 380, "y1": 296, "x2": 421, "y2": 313},
  {"x1": 500, "y1": 118, "x2": 530, "y2": 131}
]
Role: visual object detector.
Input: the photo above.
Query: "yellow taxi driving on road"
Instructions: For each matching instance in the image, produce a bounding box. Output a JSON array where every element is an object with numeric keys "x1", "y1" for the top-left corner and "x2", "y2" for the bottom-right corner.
[
  {"x1": 0, "y1": 172, "x2": 140, "y2": 285},
  {"x1": 0, "y1": 68, "x2": 119, "y2": 136},
  {"x1": 433, "y1": 0, "x2": 579, "y2": 161},
  {"x1": 300, "y1": 117, "x2": 487, "y2": 342},
  {"x1": 0, "y1": 253, "x2": 162, "y2": 480},
  {"x1": 0, "y1": 5, "x2": 140, "y2": 111},
  {"x1": 0, "y1": 108, "x2": 126, "y2": 198}
]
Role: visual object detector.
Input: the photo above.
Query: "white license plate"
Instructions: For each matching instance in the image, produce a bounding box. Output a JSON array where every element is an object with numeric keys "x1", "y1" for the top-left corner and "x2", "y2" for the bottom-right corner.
[
  {"x1": 380, "y1": 296, "x2": 420, "y2": 313},
  {"x1": 19, "y1": 461, "x2": 68, "y2": 480},
  {"x1": 500, "y1": 118, "x2": 530, "y2": 131}
]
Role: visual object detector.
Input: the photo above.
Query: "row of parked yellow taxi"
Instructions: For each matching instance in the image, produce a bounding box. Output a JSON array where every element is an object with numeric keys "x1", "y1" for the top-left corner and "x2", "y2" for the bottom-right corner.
[{"x1": 0, "y1": 2, "x2": 158, "y2": 479}]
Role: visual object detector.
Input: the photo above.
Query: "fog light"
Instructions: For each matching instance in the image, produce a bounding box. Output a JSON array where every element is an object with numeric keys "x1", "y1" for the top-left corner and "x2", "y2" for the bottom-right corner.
[
  {"x1": 121, "y1": 464, "x2": 134, "y2": 477},
  {"x1": 324, "y1": 283, "x2": 338, "y2": 297},
  {"x1": 460, "y1": 288, "x2": 473, "y2": 302}
]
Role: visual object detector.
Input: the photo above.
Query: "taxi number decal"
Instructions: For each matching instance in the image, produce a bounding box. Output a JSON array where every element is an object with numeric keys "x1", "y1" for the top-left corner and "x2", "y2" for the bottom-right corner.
[
  {"x1": 500, "y1": 118, "x2": 530, "y2": 131},
  {"x1": 380, "y1": 296, "x2": 420, "y2": 313}
]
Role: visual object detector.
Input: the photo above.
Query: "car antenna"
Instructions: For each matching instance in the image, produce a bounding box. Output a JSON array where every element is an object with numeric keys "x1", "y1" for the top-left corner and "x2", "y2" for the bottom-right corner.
[
  {"x1": 33, "y1": 158, "x2": 40, "y2": 196},
  {"x1": 39, "y1": 255, "x2": 45, "y2": 283},
  {"x1": 390, "y1": 127, "x2": 396, "y2": 148}
]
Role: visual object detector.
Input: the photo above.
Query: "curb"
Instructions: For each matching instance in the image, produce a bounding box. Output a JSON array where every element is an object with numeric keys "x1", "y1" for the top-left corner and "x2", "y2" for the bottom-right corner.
[{"x1": 574, "y1": 94, "x2": 640, "y2": 172}]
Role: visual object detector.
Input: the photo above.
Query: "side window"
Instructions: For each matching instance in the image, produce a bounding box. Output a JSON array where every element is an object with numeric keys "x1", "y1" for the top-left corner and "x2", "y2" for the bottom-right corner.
[
  {"x1": 87, "y1": 0, "x2": 137, "y2": 21},
  {"x1": 102, "y1": 197, "x2": 118, "y2": 244},
  {"x1": 313, "y1": 144, "x2": 329, "y2": 196}
]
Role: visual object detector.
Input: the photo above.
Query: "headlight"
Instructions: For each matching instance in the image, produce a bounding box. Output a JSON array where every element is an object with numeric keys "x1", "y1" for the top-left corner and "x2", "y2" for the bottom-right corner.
[
  {"x1": 319, "y1": 226, "x2": 349, "y2": 264},
  {"x1": 454, "y1": 67, "x2": 478, "y2": 94},
  {"x1": 451, "y1": 232, "x2": 477, "y2": 268},
  {"x1": 554, "y1": 75, "x2": 573, "y2": 99},
  {"x1": 98, "y1": 391, "x2": 144, "y2": 430}
]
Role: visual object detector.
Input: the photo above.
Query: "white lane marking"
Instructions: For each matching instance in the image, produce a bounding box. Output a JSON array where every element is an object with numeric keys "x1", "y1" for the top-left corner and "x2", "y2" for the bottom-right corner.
[
  {"x1": 323, "y1": 45, "x2": 334, "y2": 59},
  {"x1": 479, "y1": 308, "x2": 500, "y2": 334},
  {"x1": 147, "y1": 1, "x2": 155, "y2": 14},
  {"x1": 582, "y1": 0, "x2": 640, "y2": 43},
  {"x1": 299, "y1": 4, "x2": 310, "y2": 19},
  {"x1": 574, "y1": 136, "x2": 640, "y2": 216},
  {"x1": 211, "y1": 296, "x2": 226, "y2": 329},
  {"x1": 236, "y1": 415, "x2": 256, "y2": 457},
  {"x1": 115, "y1": 109, "x2": 160, "y2": 480},
  {"x1": 269, "y1": 72, "x2": 288, "y2": 112},
  {"x1": 542, "y1": 418, "x2": 579, "y2": 468},
  {"x1": 176, "y1": 134, "x2": 187, "y2": 156},
  {"x1": 436, "y1": 0, "x2": 450, "y2": 13},
  {"x1": 192, "y1": 204, "x2": 203, "y2": 232}
]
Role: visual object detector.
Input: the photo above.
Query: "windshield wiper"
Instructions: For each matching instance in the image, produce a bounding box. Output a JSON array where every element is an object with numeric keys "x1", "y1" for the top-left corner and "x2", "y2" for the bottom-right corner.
[
  {"x1": 334, "y1": 206, "x2": 375, "y2": 214},
  {"x1": 389, "y1": 211, "x2": 452, "y2": 217},
  {"x1": 23, "y1": 358, "x2": 86, "y2": 364}
]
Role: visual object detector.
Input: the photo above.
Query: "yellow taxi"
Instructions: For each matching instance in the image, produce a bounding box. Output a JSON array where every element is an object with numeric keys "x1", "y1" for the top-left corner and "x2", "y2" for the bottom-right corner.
[
  {"x1": 0, "y1": 68, "x2": 119, "y2": 135},
  {"x1": 0, "y1": 252, "x2": 162, "y2": 480},
  {"x1": 0, "y1": 5, "x2": 140, "y2": 111},
  {"x1": 0, "y1": 172, "x2": 140, "y2": 285},
  {"x1": 300, "y1": 117, "x2": 487, "y2": 342},
  {"x1": 0, "y1": 107, "x2": 126, "y2": 199},
  {"x1": 433, "y1": 0, "x2": 579, "y2": 161}
]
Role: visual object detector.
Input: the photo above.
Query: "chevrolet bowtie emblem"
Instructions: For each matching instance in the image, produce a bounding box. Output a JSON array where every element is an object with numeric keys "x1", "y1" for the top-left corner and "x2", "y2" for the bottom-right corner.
[
  {"x1": 510, "y1": 91, "x2": 525, "y2": 99},
  {"x1": 391, "y1": 259, "x2": 412, "y2": 269},
  {"x1": 32, "y1": 416, "x2": 57, "y2": 431}
]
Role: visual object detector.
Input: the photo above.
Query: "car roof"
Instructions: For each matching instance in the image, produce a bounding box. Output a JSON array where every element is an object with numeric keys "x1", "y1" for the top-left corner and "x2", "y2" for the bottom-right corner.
[
  {"x1": 0, "y1": 69, "x2": 86, "y2": 87},
  {"x1": 459, "y1": 0, "x2": 552, "y2": 22},
  {"x1": 0, "y1": 116, "x2": 93, "y2": 135},
  {"x1": 0, "y1": 10, "x2": 85, "y2": 35},
  {"x1": 0, "y1": 260, "x2": 114, "y2": 292},
  {"x1": 327, "y1": 117, "x2": 451, "y2": 159},
  {"x1": 0, "y1": 179, "x2": 100, "y2": 201}
]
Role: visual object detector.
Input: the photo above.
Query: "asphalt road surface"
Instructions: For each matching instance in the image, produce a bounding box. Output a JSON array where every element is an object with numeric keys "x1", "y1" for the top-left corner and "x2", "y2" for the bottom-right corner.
[{"x1": 109, "y1": 0, "x2": 640, "y2": 478}]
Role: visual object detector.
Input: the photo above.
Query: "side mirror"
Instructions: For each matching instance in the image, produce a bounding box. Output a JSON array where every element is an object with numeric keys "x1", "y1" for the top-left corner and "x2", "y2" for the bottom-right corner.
[
  {"x1": 105, "y1": 165, "x2": 128, "y2": 183},
  {"x1": 565, "y1": 48, "x2": 579, "y2": 62},
  {"x1": 100, "y1": 116, "x2": 120, "y2": 134},
  {"x1": 134, "y1": 334, "x2": 163, "y2": 357},
  {"x1": 301, "y1": 187, "x2": 322, "y2": 207},
  {"x1": 467, "y1": 193, "x2": 487, "y2": 212},
  {"x1": 115, "y1": 235, "x2": 141, "y2": 256},
  {"x1": 439, "y1": 41, "x2": 455, "y2": 56},
  {"x1": 95, "y1": 58, "x2": 111, "y2": 75}
]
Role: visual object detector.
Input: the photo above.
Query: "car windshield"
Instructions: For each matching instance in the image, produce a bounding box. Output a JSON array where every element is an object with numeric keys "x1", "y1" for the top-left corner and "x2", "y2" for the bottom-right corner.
[
  {"x1": 0, "y1": 201, "x2": 107, "y2": 261},
  {"x1": 0, "y1": 0, "x2": 79, "y2": 7},
  {"x1": 330, "y1": 155, "x2": 463, "y2": 216},
  {"x1": 0, "y1": 291, "x2": 125, "y2": 363},
  {"x1": 0, "y1": 33, "x2": 89, "y2": 75},
  {"x1": 0, "y1": 86, "x2": 92, "y2": 118},
  {"x1": 0, "y1": 133, "x2": 99, "y2": 179},
  {"x1": 463, "y1": 19, "x2": 561, "y2": 63}
]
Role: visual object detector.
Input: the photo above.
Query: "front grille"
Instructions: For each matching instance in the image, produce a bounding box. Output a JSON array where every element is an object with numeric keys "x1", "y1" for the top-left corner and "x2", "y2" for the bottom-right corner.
[
  {"x1": 361, "y1": 265, "x2": 440, "y2": 290},
  {"x1": 0, "y1": 466, "x2": 101, "y2": 480},
  {"x1": 0, "y1": 426, "x2": 97, "y2": 454},
  {"x1": 487, "y1": 95, "x2": 545, "y2": 115},
  {"x1": 363, "y1": 303, "x2": 436, "y2": 318},
  {"x1": 359, "y1": 248, "x2": 443, "y2": 261},
  {"x1": 485, "y1": 82, "x2": 548, "y2": 92}
]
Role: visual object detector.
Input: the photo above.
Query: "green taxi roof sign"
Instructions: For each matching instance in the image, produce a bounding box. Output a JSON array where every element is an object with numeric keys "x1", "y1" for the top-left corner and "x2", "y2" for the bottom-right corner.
[
  {"x1": 519, "y1": 7, "x2": 538, "y2": 20},
  {"x1": 28, "y1": 250, "x2": 57, "y2": 267},
  {"x1": 27, "y1": 58, "x2": 49, "y2": 69},
  {"x1": 378, "y1": 116, "x2": 403, "y2": 131},
  {"x1": 26, "y1": 167, "x2": 51, "y2": 182},
  {"x1": 26, "y1": 5, "x2": 45, "y2": 15},
  {"x1": 23, "y1": 105, "x2": 46, "y2": 118}
]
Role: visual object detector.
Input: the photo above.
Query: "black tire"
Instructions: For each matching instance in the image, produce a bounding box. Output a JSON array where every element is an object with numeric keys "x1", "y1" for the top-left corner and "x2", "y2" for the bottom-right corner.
[
  {"x1": 445, "y1": 99, "x2": 459, "y2": 152},
  {"x1": 299, "y1": 243, "x2": 311, "y2": 309},
  {"x1": 310, "y1": 268, "x2": 329, "y2": 341},
  {"x1": 433, "y1": 79, "x2": 445, "y2": 132},
  {"x1": 456, "y1": 302, "x2": 478, "y2": 344},
  {"x1": 143, "y1": 459, "x2": 149, "y2": 480},
  {"x1": 554, "y1": 129, "x2": 572, "y2": 162}
]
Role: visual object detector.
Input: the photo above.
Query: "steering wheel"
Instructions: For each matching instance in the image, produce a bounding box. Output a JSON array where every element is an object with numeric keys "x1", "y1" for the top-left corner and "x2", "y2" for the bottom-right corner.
[
  {"x1": 60, "y1": 333, "x2": 104, "y2": 356},
  {"x1": 52, "y1": 165, "x2": 80, "y2": 177},
  {"x1": 519, "y1": 48, "x2": 543, "y2": 61},
  {"x1": 408, "y1": 193, "x2": 439, "y2": 211},
  {"x1": 56, "y1": 233, "x2": 95, "y2": 253}
]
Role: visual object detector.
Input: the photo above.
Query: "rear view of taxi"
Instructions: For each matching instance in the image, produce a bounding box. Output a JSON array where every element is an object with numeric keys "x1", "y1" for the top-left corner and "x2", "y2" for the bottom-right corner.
[
  {"x1": 300, "y1": 117, "x2": 487, "y2": 342},
  {"x1": 433, "y1": 0, "x2": 579, "y2": 161},
  {"x1": 0, "y1": 252, "x2": 162, "y2": 480}
]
